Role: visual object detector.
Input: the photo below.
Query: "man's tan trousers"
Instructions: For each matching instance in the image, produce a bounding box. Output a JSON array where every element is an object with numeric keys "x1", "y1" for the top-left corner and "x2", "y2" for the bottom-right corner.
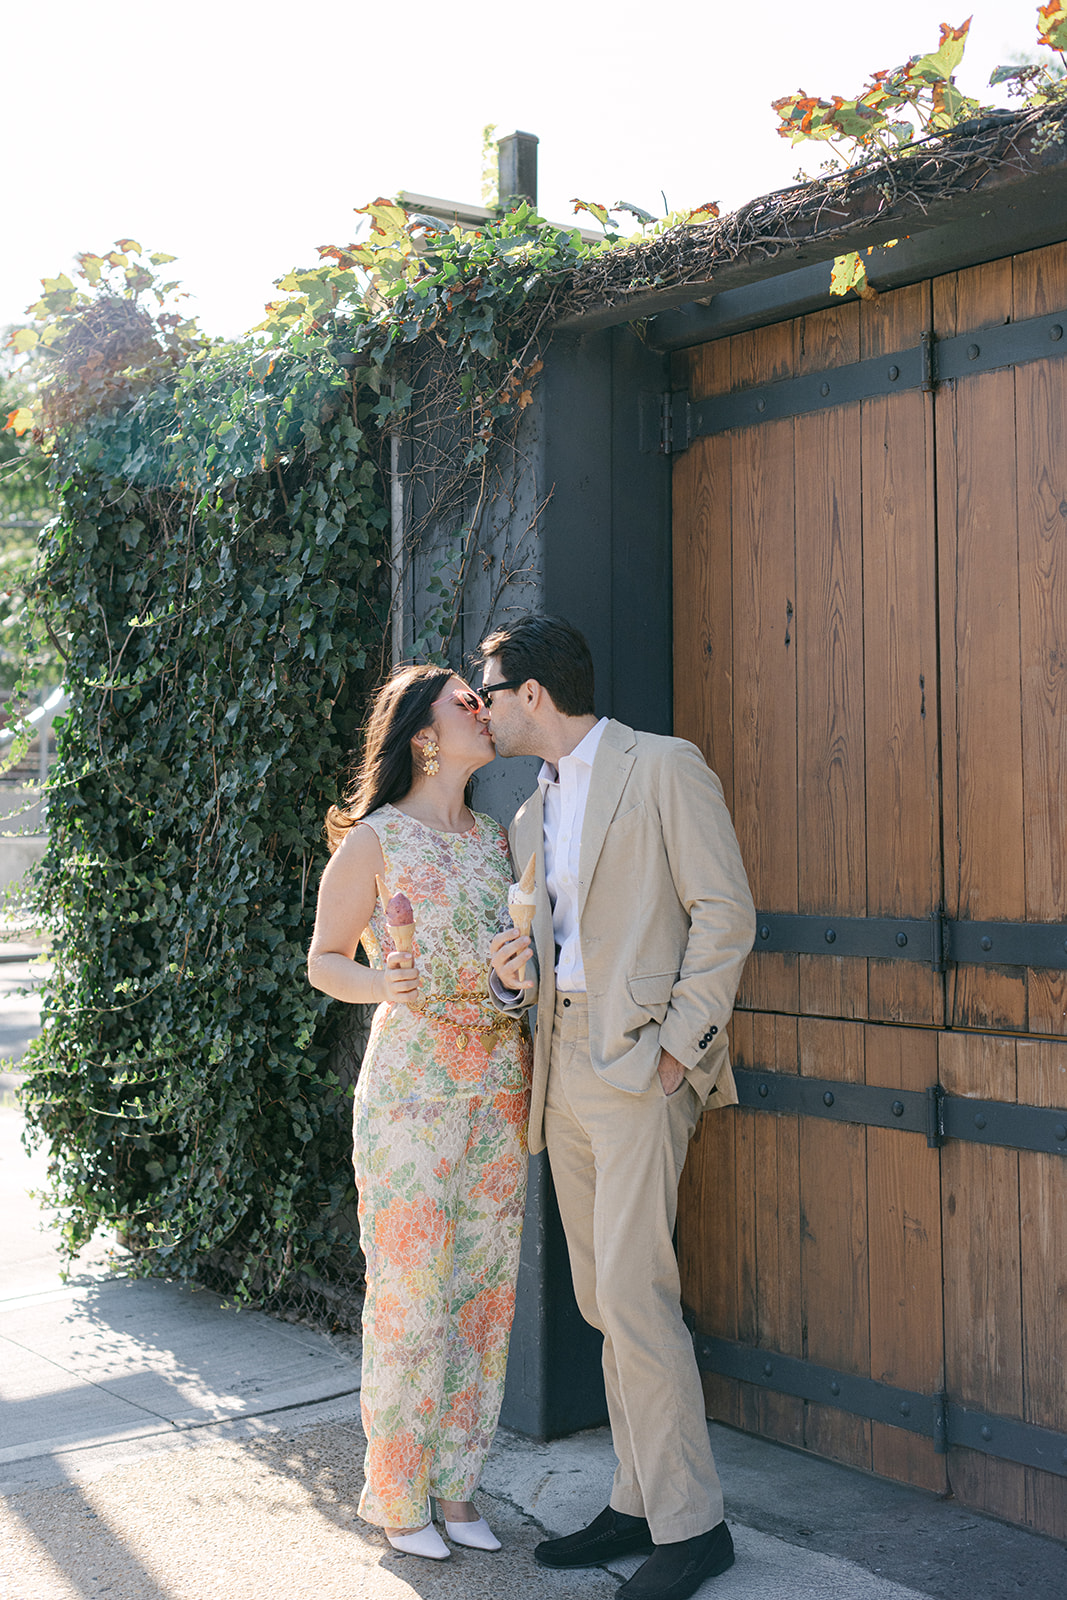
[{"x1": 544, "y1": 993, "x2": 724, "y2": 1544}]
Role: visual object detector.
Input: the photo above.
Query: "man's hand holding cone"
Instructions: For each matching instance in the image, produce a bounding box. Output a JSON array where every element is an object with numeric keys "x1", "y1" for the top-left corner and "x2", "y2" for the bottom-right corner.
[{"x1": 506, "y1": 852, "x2": 537, "y2": 988}]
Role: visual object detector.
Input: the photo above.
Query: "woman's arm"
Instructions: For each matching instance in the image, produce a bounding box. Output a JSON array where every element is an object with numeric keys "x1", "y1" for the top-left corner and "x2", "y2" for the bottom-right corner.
[{"x1": 307, "y1": 823, "x2": 420, "y2": 1006}]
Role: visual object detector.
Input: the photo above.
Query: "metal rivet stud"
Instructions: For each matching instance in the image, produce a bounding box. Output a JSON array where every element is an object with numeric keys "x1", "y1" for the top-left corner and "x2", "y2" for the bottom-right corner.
[
  {"x1": 1051, "y1": 325, "x2": 1063, "y2": 341},
  {"x1": 975, "y1": 1114, "x2": 987, "y2": 1130},
  {"x1": 759, "y1": 1083, "x2": 770, "y2": 1098},
  {"x1": 823, "y1": 1091, "x2": 835, "y2": 1107},
  {"x1": 980, "y1": 935, "x2": 992, "y2": 951},
  {"x1": 825, "y1": 928, "x2": 836, "y2": 944},
  {"x1": 892, "y1": 1101, "x2": 905, "y2": 1117},
  {"x1": 980, "y1": 1425, "x2": 993, "y2": 1442},
  {"x1": 887, "y1": 365, "x2": 899, "y2": 380},
  {"x1": 968, "y1": 344, "x2": 980, "y2": 359},
  {"x1": 1054, "y1": 1125, "x2": 1067, "y2": 1141},
  {"x1": 820, "y1": 382, "x2": 830, "y2": 396},
  {"x1": 763, "y1": 1361, "x2": 774, "y2": 1377},
  {"x1": 830, "y1": 1381, "x2": 841, "y2": 1396},
  {"x1": 896, "y1": 931, "x2": 908, "y2": 947},
  {"x1": 759, "y1": 925, "x2": 771, "y2": 941},
  {"x1": 899, "y1": 1402, "x2": 911, "y2": 1417},
  {"x1": 756, "y1": 398, "x2": 767, "y2": 413}
]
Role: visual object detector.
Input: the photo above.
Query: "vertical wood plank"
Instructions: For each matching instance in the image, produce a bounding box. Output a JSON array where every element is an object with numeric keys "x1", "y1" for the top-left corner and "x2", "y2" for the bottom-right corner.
[
  {"x1": 798, "y1": 1018, "x2": 871, "y2": 1468},
  {"x1": 1016, "y1": 1038, "x2": 1067, "y2": 1537},
  {"x1": 860, "y1": 284, "x2": 944, "y2": 1026},
  {"x1": 672, "y1": 425, "x2": 734, "y2": 801},
  {"x1": 1012, "y1": 243, "x2": 1067, "y2": 1038},
  {"x1": 794, "y1": 308, "x2": 868, "y2": 1021},
  {"x1": 755, "y1": 1015, "x2": 804, "y2": 1446},
  {"x1": 864, "y1": 1025, "x2": 947, "y2": 1492},
  {"x1": 940, "y1": 1030, "x2": 1027, "y2": 1524},
  {"x1": 937, "y1": 261, "x2": 1028, "y2": 1031},
  {"x1": 933, "y1": 268, "x2": 963, "y2": 1031},
  {"x1": 733, "y1": 1095, "x2": 762, "y2": 1440},
  {"x1": 731, "y1": 319, "x2": 800, "y2": 1015}
]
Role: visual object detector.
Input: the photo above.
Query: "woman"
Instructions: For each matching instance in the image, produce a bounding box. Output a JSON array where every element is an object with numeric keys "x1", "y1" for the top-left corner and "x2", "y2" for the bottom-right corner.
[{"x1": 308, "y1": 664, "x2": 530, "y2": 1560}]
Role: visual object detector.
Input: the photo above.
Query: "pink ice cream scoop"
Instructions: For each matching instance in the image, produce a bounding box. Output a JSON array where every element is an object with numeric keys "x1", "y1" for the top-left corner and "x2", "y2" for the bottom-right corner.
[{"x1": 385, "y1": 892, "x2": 414, "y2": 925}]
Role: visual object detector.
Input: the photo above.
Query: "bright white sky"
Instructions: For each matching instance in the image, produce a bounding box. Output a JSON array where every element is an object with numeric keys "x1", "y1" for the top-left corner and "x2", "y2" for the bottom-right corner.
[{"x1": 3, "y1": 0, "x2": 1049, "y2": 340}]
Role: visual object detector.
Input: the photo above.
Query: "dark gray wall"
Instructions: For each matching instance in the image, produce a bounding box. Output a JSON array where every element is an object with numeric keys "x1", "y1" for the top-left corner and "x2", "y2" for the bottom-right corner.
[
  {"x1": 542, "y1": 326, "x2": 673, "y2": 735},
  {"x1": 401, "y1": 322, "x2": 674, "y2": 821}
]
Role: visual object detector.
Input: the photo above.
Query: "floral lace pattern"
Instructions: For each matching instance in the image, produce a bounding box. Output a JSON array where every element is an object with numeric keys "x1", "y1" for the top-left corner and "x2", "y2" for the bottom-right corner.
[
  {"x1": 359, "y1": 806, "x2": 530, "y2": 1100},
  {"x1": 352, "y1": 806, "x2": 531, "y2": 1528}
]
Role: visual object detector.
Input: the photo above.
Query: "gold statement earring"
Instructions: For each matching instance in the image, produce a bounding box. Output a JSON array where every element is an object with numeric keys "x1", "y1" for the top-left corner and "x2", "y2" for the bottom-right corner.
[{"x1": 422, "y1": 738, "x2": 440, "y2": 777}]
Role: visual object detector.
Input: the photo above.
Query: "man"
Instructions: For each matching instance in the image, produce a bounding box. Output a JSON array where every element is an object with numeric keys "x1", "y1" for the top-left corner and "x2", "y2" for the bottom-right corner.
[{"x1": 482, "y1": 613, "x2": 755, "y2": 1600}]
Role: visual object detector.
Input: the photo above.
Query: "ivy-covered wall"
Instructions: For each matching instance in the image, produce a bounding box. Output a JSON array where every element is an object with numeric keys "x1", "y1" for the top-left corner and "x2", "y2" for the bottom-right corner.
[{"x1": 20, "y1": 323, "x2": 389, "y2": 1298}]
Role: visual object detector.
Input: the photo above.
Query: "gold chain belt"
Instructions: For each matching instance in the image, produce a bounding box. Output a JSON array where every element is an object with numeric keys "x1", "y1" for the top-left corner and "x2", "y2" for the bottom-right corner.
[{"x1": 409, "y1": 990, "x2": 519, "y2": 1050}]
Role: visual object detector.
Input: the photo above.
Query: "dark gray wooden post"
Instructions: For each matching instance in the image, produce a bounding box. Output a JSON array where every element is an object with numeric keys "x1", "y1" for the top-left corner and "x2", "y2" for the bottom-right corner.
[{"x1": 497, "y1": 131, "x2": 539, "y2": 208}]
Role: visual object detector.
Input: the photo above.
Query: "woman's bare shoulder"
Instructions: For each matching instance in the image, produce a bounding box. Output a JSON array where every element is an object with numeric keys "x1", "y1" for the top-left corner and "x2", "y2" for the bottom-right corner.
[{"x1": 328, "y1": 818, "x2": 386, "y2": 876}]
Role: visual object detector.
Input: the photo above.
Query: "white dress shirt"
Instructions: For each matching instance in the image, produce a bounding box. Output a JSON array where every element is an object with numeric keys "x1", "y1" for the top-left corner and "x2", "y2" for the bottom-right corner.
[{"x1": 539, "y1": 717, "x2": 608, "y2": 992}]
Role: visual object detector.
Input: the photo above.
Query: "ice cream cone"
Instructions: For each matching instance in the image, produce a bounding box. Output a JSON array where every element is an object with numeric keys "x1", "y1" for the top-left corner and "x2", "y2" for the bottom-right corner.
[
  {"x1": 508, "y1": 852, "x2": 537, "y2": 987},
  {"x1": 377, "y1": 874, "x2": 416, "y2": 968}
]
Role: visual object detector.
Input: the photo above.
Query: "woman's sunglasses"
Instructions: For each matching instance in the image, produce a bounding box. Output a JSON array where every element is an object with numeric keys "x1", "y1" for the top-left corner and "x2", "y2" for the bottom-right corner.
[{"x1": 447, "y1": 687, "x2": 487, "y2": 715}]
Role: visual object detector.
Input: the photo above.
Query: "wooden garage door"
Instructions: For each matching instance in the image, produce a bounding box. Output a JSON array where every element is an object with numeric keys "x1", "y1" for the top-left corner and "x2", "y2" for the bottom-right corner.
[{"x1": 672, "y1": 241, "x2": 1067, "y2": 1538}]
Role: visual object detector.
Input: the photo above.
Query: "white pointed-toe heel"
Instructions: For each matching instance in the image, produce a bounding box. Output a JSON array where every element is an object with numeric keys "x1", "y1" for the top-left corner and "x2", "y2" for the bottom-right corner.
[
  {"x1": 385, "y1": 1502, "x2": 450, "y2": 1560},
  {"x1": 385, "y1": 1522, "x2": 450, "y2": 1559},
  {"x1": 444, "y1": 1516, "x2": 501, "y2": 1551}
]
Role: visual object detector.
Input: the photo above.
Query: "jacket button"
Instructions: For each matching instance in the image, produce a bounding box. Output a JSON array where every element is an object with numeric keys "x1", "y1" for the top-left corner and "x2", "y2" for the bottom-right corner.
[
  {"x1": 562, "y1": 997, "x2": 571, "y2": 1008},
  {"x1": 708, "y1": 1025, "x2": 717, "y2": 1037}
]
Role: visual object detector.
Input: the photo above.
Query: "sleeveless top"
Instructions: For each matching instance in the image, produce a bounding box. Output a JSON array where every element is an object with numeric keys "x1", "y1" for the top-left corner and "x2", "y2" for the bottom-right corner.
[{"x1": 356, "y1": 804, "x2": 531, "y2": 1102}]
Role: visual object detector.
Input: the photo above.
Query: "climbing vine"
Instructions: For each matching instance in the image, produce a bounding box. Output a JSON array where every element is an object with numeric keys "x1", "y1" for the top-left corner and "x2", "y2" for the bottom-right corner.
[{"x1": 773, "y1": 8, "x2": 1067, "y2": 297}]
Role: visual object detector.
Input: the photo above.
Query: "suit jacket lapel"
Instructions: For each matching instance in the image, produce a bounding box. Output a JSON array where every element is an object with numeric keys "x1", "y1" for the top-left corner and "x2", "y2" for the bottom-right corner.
[
  {"x1": 578, "y1": 721, "x2": 636, "y2": 918},
  {"x1": 513, "y1": 790, "x2": 554, "y2": 974}
]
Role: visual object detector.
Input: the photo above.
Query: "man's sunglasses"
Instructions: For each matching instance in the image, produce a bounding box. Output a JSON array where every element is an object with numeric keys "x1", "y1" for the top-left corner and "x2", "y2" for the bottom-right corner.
[{"x1": 479, "y1": 678, "x2": 528, "y2": 706}]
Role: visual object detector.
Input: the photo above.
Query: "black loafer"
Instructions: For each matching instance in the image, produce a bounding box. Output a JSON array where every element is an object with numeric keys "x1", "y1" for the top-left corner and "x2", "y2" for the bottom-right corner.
[
  {"x1": 616, "y1": 1521, "x2": 735, "y2": 1598},
  {"x1": 534, "y1": 1505, "x2": 655, "y2": 1568}
]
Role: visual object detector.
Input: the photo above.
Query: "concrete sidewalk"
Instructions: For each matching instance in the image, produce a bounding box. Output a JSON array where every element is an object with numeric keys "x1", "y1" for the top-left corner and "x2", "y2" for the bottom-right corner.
[{"x1": 2, "y1": 1101, "x2": 1064, "y2": 1598}]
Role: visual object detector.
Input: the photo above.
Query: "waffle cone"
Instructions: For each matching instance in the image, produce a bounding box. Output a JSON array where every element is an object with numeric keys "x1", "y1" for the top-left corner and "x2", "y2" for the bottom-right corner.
[
  {"x1": 511, "y1": 876, "x2": 537, "y2": 985},
  {"x1": 387, "y1": 920, "x2": 415, "y2": 966}
]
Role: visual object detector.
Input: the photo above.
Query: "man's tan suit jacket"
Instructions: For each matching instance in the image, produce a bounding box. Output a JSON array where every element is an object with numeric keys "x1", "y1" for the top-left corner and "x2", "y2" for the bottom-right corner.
[{"x1": 504, "y1": 719, "x2": 756, "y2": 1155}]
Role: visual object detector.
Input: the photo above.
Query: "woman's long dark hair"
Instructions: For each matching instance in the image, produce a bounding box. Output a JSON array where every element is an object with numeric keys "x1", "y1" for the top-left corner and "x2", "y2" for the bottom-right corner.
[{"x1": 325, "y1": 664, "x2": 454, "y2": 853}]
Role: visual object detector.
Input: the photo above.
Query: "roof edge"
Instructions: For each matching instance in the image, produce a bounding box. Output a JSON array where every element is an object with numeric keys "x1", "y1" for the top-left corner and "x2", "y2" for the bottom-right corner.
[{"x1": 551, "y1": 105, "x2": 1067, "y2": 337}]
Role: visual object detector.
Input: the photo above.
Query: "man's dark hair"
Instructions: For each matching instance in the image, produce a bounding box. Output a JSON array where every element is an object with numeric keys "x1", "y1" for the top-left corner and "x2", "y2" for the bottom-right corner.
[{"x1": 480, "y1": 612, "x2": 595, "y2": 717}]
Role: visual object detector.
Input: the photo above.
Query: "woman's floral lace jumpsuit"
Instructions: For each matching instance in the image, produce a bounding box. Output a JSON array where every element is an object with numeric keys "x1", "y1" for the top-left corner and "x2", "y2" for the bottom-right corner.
[{"x1": 352, "y1": 805, "x2": 531, "y2": 1528}]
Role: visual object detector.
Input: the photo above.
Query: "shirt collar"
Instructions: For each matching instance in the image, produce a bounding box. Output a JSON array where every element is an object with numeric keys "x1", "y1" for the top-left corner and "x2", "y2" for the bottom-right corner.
[{"x1": 537, "y1": 717, "x2": 608, "y2": 793}]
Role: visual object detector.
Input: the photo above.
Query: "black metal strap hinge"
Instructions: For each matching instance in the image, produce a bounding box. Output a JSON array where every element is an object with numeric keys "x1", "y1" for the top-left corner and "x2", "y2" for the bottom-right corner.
[
  {"x1": 664, "y1": 309, "x2": 1067, "y2": 449},
  {"x1": 753, "y1": 910, "x2": 1067, "y2": 972},
  {"x1": 693, "y1": 1334, "x2": 1067, "y2": 1477},
  {"x1": 733, "y1": 1069, "x2": 1067, "y2": 1157}
]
